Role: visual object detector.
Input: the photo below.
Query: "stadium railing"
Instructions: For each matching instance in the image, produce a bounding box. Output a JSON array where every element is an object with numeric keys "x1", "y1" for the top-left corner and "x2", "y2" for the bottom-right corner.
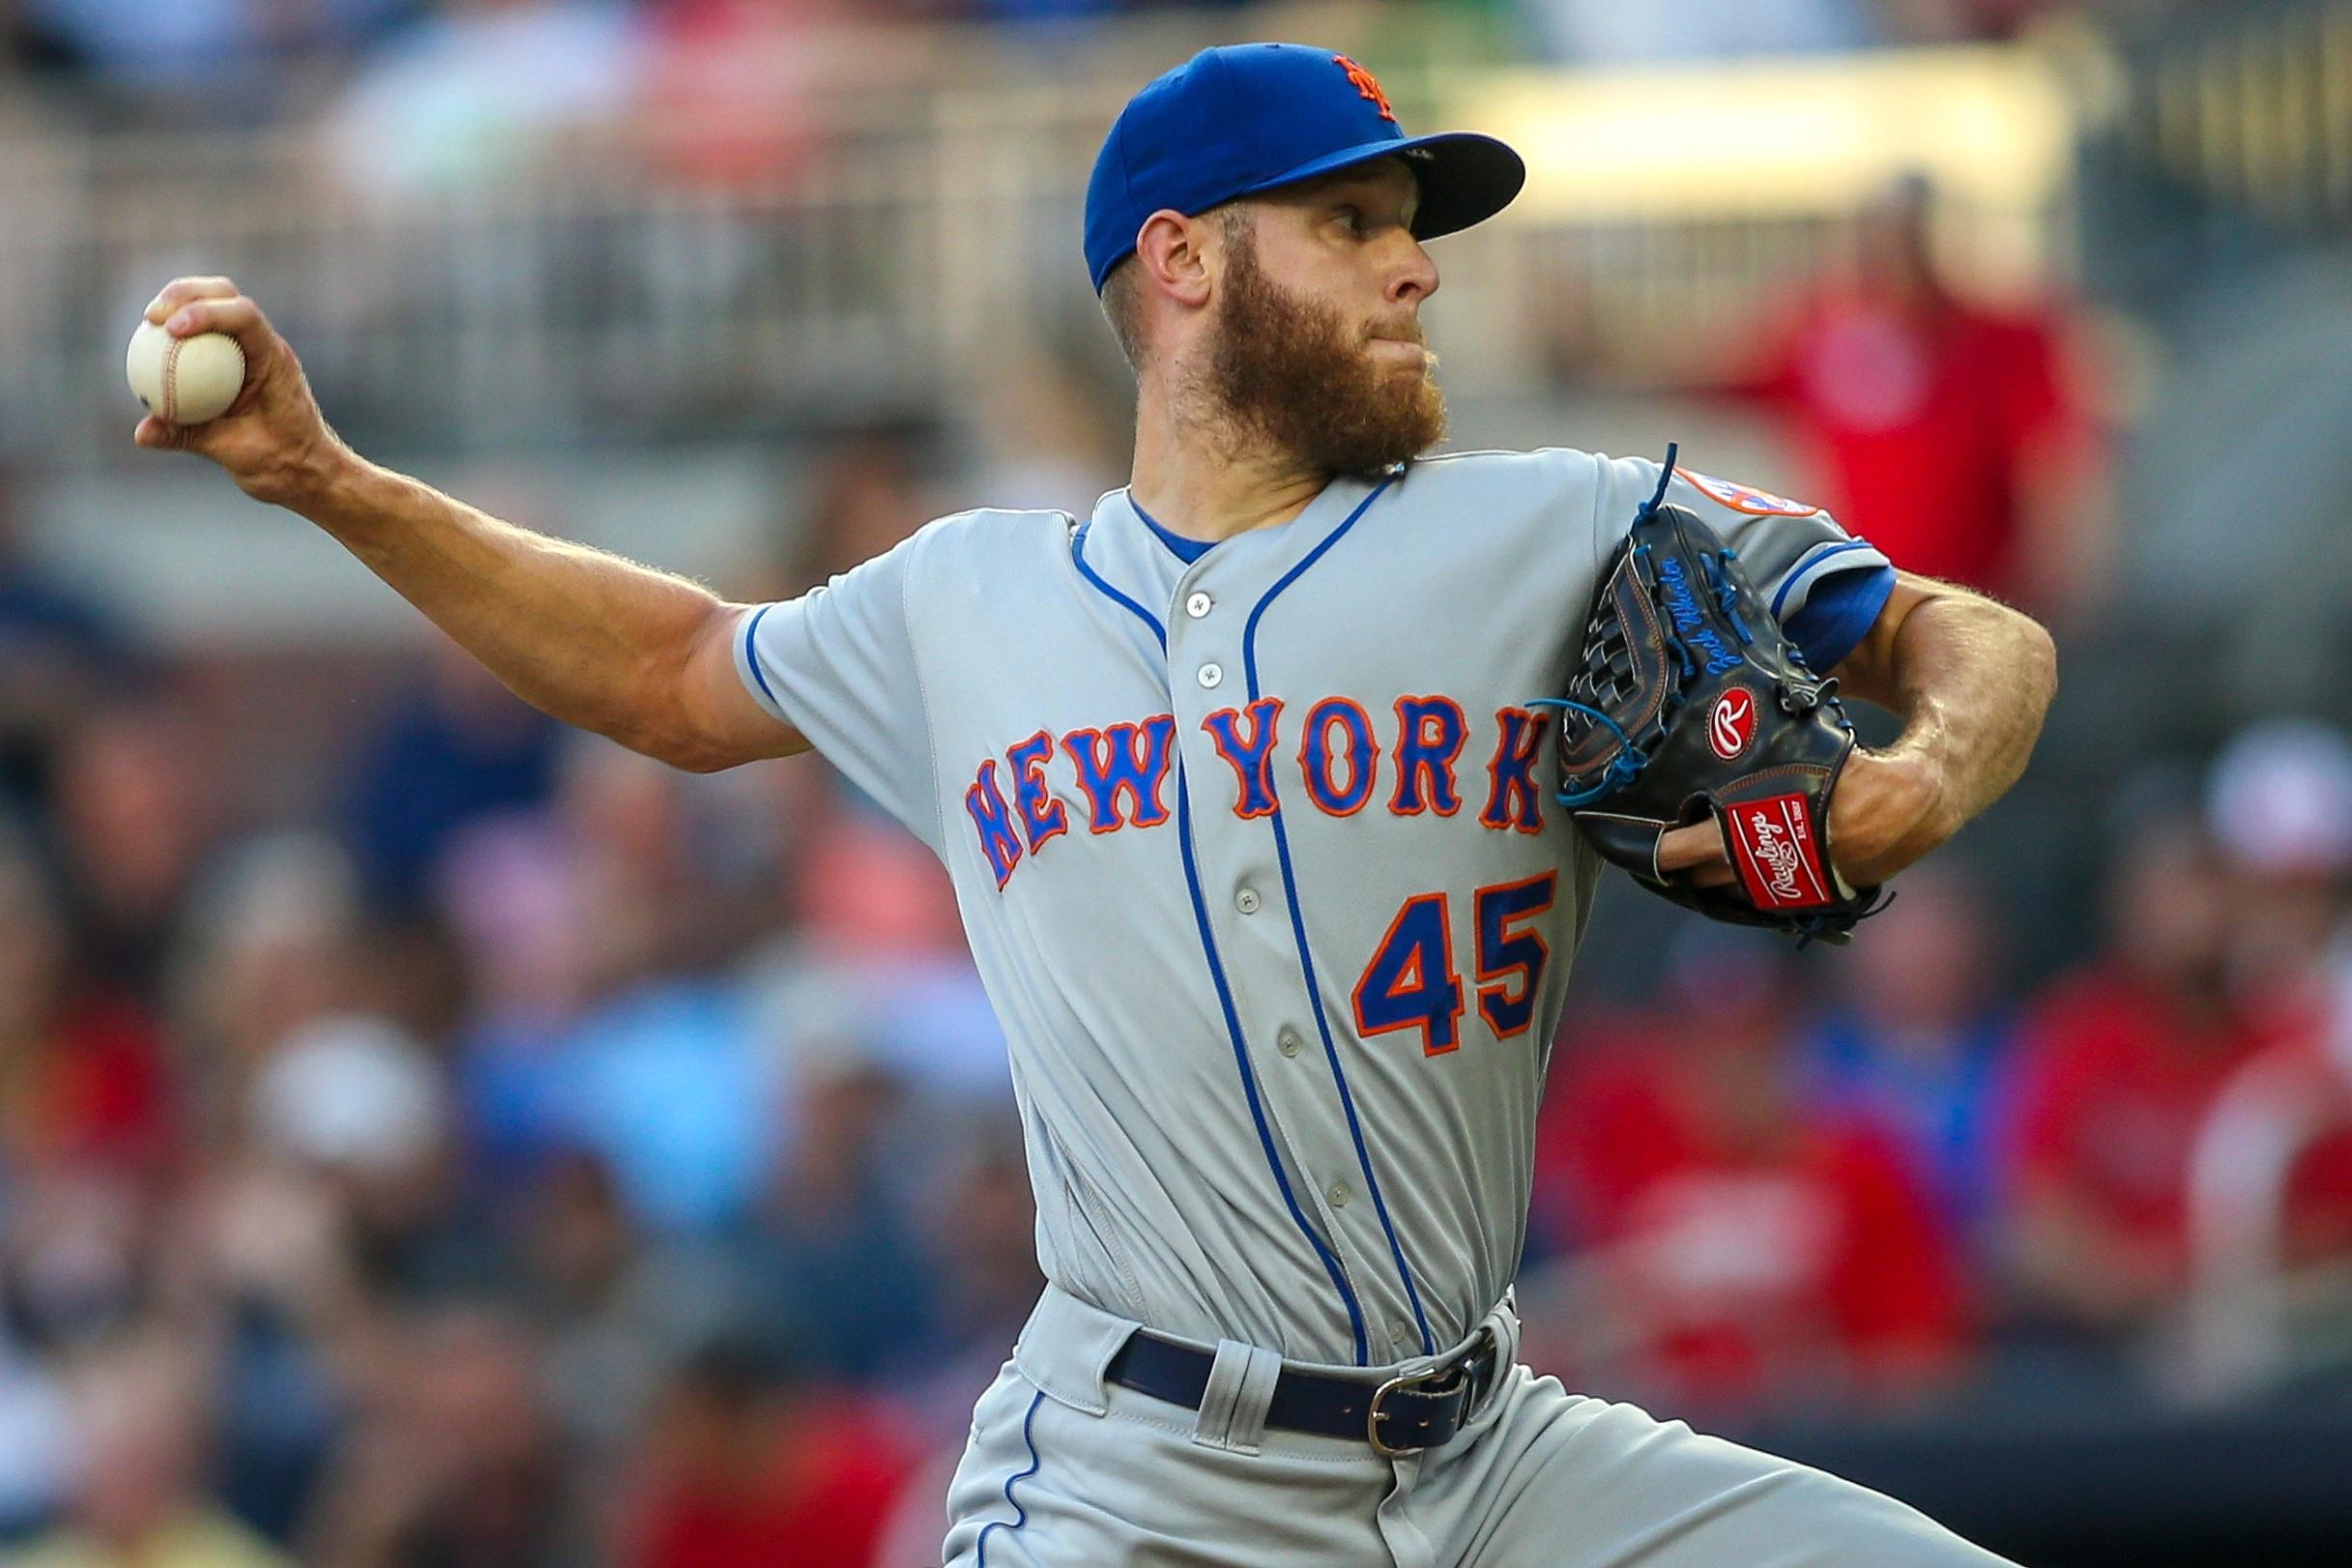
[{"x1": 1, "y1": 24, "x2": 2098, "y2": 465}]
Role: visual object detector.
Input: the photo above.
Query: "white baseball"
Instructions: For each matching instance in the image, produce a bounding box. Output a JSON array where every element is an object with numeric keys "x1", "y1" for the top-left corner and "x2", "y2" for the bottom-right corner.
[{"x1": 126, "y1": 319, "x2": 247, "y2": 425}]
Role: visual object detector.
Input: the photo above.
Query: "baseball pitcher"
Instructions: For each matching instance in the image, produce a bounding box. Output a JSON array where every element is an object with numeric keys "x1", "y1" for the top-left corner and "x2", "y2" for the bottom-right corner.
[{"x1": 138, "y1": 43, "x2": 2055, "y2": 1567}]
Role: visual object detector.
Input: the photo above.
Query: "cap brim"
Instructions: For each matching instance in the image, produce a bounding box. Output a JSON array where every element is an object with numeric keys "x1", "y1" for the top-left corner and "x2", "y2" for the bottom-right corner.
[{"x1": 1236, "y1": 131, "x2": 1525, "y2": 241}]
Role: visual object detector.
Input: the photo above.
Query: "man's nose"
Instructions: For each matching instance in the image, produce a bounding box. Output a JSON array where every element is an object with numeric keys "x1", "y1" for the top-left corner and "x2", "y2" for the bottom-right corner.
[{"x1": 1388, "y1": 235, "x2": 1439, "y2": 306}]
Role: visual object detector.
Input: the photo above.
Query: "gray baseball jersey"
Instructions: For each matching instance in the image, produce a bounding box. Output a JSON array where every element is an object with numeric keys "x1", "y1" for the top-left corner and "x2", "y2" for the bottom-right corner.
[{"x1": 735, "y1": 447, "x2": 1889, "y2": 1370}]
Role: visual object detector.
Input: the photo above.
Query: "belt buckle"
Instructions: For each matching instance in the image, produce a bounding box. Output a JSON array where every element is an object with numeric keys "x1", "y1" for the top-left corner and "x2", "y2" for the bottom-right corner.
[
  {"x1": 1365, "y1": 1325, "x2": 1495, "y2": 1460},
  {"x1": 1366, "y1": 1361, "x2": 1448, "y2": 1459}
]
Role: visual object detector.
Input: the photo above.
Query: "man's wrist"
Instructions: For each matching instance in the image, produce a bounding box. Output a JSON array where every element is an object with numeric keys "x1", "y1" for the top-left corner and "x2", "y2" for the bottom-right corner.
[
  {"x1": 1874, "y1": 720, "x2": 1965, "y2": 846},
  {"x1": 253, "y1": 428, "x2": 363, "y2": 516},
  {"x1": 279, "y1": 440, "x2": 376, "y2": 525}
]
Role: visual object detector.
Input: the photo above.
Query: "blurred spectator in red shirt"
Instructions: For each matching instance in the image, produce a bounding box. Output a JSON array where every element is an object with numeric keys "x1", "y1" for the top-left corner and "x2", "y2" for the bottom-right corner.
[
  {"x1": 0, "y1": 842, "x2": 175, "y2": 1179},
  {"x1": 2203, "y1": 719, "x2": 2352, "y2": 1031},
  {"x1": 1743, "y1": 174, "x2": 2106, "y2": 618},
  {"x1": 1536, "y1": 928, "x2": 1970, "y2": 1415},
  {"x1": 2163, "y1": 723, "x2": 2352, "y2": 1388},
  {"x1": 620, "y1": 1339, "x2": 916, "y2": 1568},
  {"x1": 1999, "y1": 809, "x2": 2306, "y2": 1336},
  {"x1": 2179, "y1": 998, "x2": 2352, "y2": 1362}
]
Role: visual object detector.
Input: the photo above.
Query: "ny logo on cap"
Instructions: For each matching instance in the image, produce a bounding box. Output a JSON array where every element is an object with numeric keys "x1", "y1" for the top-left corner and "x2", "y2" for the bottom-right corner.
[{"x1": 1333, "y1": 55, "x2": 1396, "y2": 122}]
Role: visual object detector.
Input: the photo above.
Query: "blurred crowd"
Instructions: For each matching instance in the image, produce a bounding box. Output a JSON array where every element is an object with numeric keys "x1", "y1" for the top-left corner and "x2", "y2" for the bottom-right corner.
[
  {"x1": 0, "y1": 0, "x2": 2186, "y2": 156},
  {"x1": 0, "y1": 447, "x2": 1052, "y2": 1566},
  {"x1": 4, "y1": 0, "x2": 2350, "y2": 1561},
  {"x1": 1525, "y1": 745, "x2": 2352, "y2": 1420},
  {"x1": 7, "y1": 403, "x2": 2352, "y2": 1566}
]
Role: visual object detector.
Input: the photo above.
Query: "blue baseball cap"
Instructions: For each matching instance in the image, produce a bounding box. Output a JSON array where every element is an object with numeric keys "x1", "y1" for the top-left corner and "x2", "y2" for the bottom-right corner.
[{"x1": 1085, "y1": 43, "x2": 1525, "y2": 294}]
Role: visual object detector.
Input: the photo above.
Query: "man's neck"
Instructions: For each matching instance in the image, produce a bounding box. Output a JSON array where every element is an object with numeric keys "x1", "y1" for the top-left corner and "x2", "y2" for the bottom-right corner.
[{"x1": 1127, "y1": 381, "x2": 1329, "y2": 543}]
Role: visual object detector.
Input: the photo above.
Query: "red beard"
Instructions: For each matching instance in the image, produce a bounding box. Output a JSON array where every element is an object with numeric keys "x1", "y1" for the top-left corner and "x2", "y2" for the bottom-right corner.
[{"x1": 1205, "y1": 232, "x2": 1447, "y2": 480}]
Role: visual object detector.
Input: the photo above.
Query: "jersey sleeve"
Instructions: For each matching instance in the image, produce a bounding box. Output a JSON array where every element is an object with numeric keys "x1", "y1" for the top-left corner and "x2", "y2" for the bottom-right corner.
[
  {"x1": 1594, "y1": 453, "x2": 1895, "y2": 673},
  {"x1": 733, "y1": 528, "x2": 943, "y2": 852}
]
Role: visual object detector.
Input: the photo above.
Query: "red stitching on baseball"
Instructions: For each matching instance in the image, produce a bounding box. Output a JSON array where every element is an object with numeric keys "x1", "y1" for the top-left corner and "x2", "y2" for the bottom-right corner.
[{"x1": 160, "y1": 333, "x2": 182, "y2": 424}]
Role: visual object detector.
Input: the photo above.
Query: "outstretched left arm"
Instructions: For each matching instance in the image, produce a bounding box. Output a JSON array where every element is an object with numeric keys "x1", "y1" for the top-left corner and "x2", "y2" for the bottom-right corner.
[{"x1": 1659, "y1": 571, "x2": 2059, "y2": 889}]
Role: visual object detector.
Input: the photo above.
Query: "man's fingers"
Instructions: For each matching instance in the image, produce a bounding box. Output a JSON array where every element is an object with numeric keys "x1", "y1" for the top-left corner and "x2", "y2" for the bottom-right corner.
[
  {"x1": 154, "y1": 295, "x2": 277, "y2": 416},
  {"x1": 146, "y1": 276, "x2": 241, "y2": 323},
  {"x1": 160, "y1": 294, "x2": 266, "y2": 347},
  {"x1": 1654, "y1": 821, "x2": 1728, "y2": 877},
  {"x1": 1656, "y1": 820, "x2": 1739, "y2": 887},
  {"x1": 134, "y1": 414, "x2": 212, "y2": 454}
]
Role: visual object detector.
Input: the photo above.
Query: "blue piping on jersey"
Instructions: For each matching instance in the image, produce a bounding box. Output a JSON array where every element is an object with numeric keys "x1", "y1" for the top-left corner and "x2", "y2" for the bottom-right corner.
[
  {"x1": 740, "y1": 603, "x2": 782, "y2": 711},
  {"x1": 1174, "y1": 774, "x2": 1368, "y2": 1363},
  {"x1": 1239, "y1": 479, "x2": 1439, "y2": 1360},
  {"x1": 1071, "y1": 520, "x2": 1372, "y2": 1363},
  {"x1": 974, "y1": 1390, "x2": 1044, "y2": 1565},
  {"x1": 1071, "y1": 523, "x2": 1167, "y2": 642},
  {"x1": 1769, "y1": 538, "x2": 1874, "y2": 618}
]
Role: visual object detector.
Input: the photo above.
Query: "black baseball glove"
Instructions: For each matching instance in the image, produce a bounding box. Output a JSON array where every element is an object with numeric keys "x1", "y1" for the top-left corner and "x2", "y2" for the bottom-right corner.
[{"x1": 1541, "y1": 449, "x2": 1887, "y2": 944}]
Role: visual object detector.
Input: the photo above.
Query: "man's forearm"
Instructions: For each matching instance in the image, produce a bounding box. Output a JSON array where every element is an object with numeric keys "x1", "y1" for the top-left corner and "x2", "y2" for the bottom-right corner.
[
  {"x1": 1873, "y1": 585, "x2": 2059, "y2": 839},
  {"x1": 131, "y1": 279, "x2": 767, "y2": 770},
  {"x1": 1658, "y1": 576, "x2": 2055, "y2": 890},
  {"x1": 295, "y1": 451, "x2": 724, "y2": 764}
]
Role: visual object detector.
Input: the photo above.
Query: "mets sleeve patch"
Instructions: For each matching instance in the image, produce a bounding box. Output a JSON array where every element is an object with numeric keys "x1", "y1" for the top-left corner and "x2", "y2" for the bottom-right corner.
[{"x1": 1683, "y1": 470, "x2": 1825, "y2": 518}]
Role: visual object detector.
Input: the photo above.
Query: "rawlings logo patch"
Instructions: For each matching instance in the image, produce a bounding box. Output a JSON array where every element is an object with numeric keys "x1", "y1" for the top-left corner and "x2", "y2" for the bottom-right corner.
[
  {"x1": 1725, "y1": 794, "x2": 1830, "y2": 910},
  {"x1": 1707, "y1": 691, "x2": 1756, "y2": 761},
  {"x1": 1683, "y1": 470, "x2": 1822, "y2": 518}
]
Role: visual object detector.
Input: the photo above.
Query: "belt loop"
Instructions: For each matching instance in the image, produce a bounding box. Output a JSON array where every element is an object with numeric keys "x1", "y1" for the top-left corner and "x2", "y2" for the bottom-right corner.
[
  {"x1": 1191, "y1": 1339, "x2": 1282, "y2": 1454},
  {"x1": 1013, "y1": 1285, "x2": 1129, "y2": 1417},
  {"x1": 1488, "y1": 1290, "x2": 1523, "y2": 1374}
]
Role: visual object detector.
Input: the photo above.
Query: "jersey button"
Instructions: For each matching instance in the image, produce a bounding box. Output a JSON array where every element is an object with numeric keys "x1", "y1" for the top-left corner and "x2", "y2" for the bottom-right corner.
[
  {"x1": 1390, "y1": 1321, "x2": 1415, "y2": 1349},
  {"x1": 1327, "y1": 1182, "x2": 1351, "y2": 1208},
  {"x1": 1184, "y1": 591, "x2": 1213, "y2": 619},
  {"x1": 1277, "y1": 1029, "x2": 1302, "y2": 1058},
  {"x1": 1198, "y1": 662, "x2": 1223, "y2": 689},
  {"x1": 1234, "y1": 886, "x2": 1261, "y2": 915}
]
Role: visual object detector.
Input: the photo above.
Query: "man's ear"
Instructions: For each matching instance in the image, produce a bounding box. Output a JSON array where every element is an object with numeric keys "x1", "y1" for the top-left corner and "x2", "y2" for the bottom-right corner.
[{"x1": 1133, "y1": 209, "x2": 1215, "y2": 311}]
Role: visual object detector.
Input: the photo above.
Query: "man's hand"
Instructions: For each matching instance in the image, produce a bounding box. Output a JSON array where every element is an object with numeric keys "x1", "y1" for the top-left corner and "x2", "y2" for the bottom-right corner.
[
  {"x1": 132, "y1": 277, "x2": 350, "y2": 508},
  {"x1": 1819, "y1": 748, "x2": 1952, "y2": 886},
  {"x1": 1656, "y1": 749, "x2": 1952, "y2": 893}
]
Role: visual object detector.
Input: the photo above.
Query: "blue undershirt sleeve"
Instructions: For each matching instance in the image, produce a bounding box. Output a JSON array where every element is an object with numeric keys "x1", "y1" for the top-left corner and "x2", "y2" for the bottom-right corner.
[{"x1": 1784, "y1": 565, "x2": 1896, "y2": 674}]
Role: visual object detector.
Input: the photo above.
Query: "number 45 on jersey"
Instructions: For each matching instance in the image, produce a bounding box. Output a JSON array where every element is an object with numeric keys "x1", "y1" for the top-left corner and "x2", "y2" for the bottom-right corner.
[{"x1": 1351, "y1": 871, "x2": 1556, "y2": 1056}]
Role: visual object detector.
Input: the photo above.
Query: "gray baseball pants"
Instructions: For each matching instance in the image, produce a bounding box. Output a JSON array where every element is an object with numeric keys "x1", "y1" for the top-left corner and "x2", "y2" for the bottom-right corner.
[{"x1": 943, "y1": 1284, "x2": 2019, "y2": 1567}]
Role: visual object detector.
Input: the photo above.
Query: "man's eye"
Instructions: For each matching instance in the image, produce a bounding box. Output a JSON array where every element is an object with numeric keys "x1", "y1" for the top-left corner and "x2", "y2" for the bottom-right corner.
[{"x1": 1334, "y1": 208, "x2": 1362, "y2": 232}]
